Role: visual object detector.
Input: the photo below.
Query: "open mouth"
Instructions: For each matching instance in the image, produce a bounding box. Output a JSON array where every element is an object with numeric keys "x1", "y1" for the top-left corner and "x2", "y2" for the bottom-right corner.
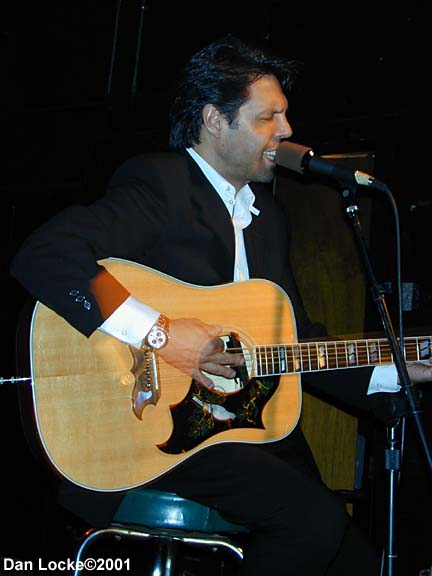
[{"x1": 263, "y1": 150, "x2": 277, "y2": 163}]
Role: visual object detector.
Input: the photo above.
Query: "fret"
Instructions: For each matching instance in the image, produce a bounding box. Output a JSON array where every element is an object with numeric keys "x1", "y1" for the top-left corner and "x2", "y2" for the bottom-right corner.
[
  {"x1": 324, "y1": 342, "x2": 330, "y2": 369},
  {"x1": 326, "y1": 341, "x2": 338, "y2": 369},
  {"x1": 366, "y1": 340, "x2": 379, "y2": 365},
  {"x1": 293, "y1": 344, "x2": 301, "y2": 371},
  {"x1": 312, "y1": 343, "x2": 318, "y2": 369},
  {"x1": 262, "y1": 346, "x2": 268, "y2": 373},
  {"x1": 263, "y1": 346, "x2": 270, "y2": 375},
  {"x1": 357, "y1": 341, "x2": 368, "y2": 367},
  {"x1": 294, "y1": 344, "x2": 301, "y2": 372},
  {"x1": 252, "y1": 346, "x2": 258, "y2": 375},
  {"x1": 269, "y1": 346, "x2": 275, "y2": 375},
  {"x1": 255, "y1": 346, "x2": 260, "y2": 375},
  {"x1": 274, "y1": 346, "x2": 280, "y2": 374},
  {"x1": 380, "y1": 341, "x2": 393, "y2": 364},
  {"x1": 314, "y1": 343, "x2": 320, "y2": 370},
  {"x1": 317, "y1": 344, "x2": 325, "y2": 369},
  {"x1": 347, "y1": 341, "x2": 353, "y2": 365},
  {"x1": 357, "y1": 341, "x2": 363, "y2": 365},
  {"x1": 270, "y1": 346, "x2": 276, "y2": 374},
  {"x1": 325, "y1": 342, "x2": 331, "y2": 368},
  {"x1": 296, "y1": 344, "x2": 301, "y2": 371},
  {"x1": 333, "y1": 341, "x2": 344, "y2": 368},
  {"x1": 256, "y1": 346, "x2": 264, "y2": 376},
  {"x1": 288, "y1": 344, "x2": 295, "y2": 373},
  {"x1": 343, "y1": 341, "x2": 349, "y2": 367},
  {"x1": 334, "y1": 341, "x2": 340, "y2": 369},
  {"x1": 415, "y1": 338, "x2": 422, "y2": 361},
  {"x1": 312, "y1": 343, "x2": 319, "y2": 370},
  {"x1": 284, "y1": 344, "x2": 294, "y2": 374},
  {"x1": 271, "y1": 346, "x2": 282, "y2": 375},
  {"x1": 345, "y1": 342, "x2": 351, "y2": 365},
  {"x1": 262, "y1": 346, "x2": 269, "y2": 375},
  {"x1": 279, "y1": 346, "x2": 286, "y2": 373},
  {"x1": 278, "y1": 346, "x2": 287, "y2": 374},
  {"x1": 291, "y1": 344, "x2": 298, "y2": 372},
  {"x1": 308, "y1": 343, "x2": 313, "y2": 370},
  {"x1": 404, "y1": 339, "x2": 415, "y2": 362},
  {"x1": 347, "y1": 342, "x2": 355, "y2": 366},
  {"x1": 312, "y1": 343, "x2": 317, "y2": 370},
  {"x1": 312, "y1": 343, "x2": 320, "y2": 371},
  {"x1": 366, "y1": 340, "x2": 371, "y2": 364},
  {"x1": 264, "y1": 346, "x2": 269, "y2": 375},
  {"x1": 354, "y1": 342, "x2": 360, "y2": 365},
  {"x1": 301, "y1": 343, "x2": 311, "y2": 372},
  {"x1": 305, "y1": 343, "x2": 312, "y2": 372},
  {"x1": 275, "y1": 346, "x2": 281, "y2": 373}
]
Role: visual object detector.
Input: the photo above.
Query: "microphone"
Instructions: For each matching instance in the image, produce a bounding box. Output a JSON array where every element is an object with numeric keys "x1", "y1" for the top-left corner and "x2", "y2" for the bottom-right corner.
[{"x1": 276, "y1": 141, "x2": 388, "y2": 192}]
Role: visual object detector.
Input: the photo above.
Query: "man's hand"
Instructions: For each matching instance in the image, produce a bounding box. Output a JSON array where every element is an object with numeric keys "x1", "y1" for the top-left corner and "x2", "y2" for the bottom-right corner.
[
  {"x1": 157, "y1": 317, "x2": 245, "y2": 389},
  {"x1": 406, "y1": 361, "x2": 432, "y2": 384}
]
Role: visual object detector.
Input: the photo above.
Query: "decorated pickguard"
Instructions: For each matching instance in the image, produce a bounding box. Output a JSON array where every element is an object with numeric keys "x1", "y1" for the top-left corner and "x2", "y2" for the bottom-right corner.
[{"x1": 157, "y1": 376, "x2": 279, "y2": 454}]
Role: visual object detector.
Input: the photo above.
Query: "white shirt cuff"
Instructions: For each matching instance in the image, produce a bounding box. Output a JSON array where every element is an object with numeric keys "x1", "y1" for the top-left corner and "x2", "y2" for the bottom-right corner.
[
  {"x1": 98, "y1": 295, "x2": 160, "y2": 347},
  {"x1": 367, "y1": 364, "x2": 401, "y2": 395}
]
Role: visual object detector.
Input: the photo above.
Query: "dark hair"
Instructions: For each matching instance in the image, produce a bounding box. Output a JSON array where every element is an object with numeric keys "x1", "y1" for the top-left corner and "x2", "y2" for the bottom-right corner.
[{"x1": 169, "y1": 35, "x2": 300, "y2": 151}]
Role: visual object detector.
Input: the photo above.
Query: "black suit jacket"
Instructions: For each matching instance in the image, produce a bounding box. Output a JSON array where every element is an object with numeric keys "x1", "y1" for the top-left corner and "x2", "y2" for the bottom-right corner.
[
  {"x1": 12, "y1": 152, "x2": 308, "y2": 333},
  {"x1": 12, "y1": 150, "x2": 374, "y2": 408},
  {"x1": 11, "y1": 151, "x2": 376, "y2": 525}
]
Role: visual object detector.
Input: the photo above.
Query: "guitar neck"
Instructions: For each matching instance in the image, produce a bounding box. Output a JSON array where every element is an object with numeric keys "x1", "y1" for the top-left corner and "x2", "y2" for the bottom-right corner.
[{"x1": 254, "y1": 335, "x2": 432, "y2": 377}]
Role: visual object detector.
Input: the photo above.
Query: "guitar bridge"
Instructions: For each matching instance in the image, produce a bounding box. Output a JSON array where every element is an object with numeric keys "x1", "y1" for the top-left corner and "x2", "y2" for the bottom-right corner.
[{"x1": 128, "y1": 346, "x2": 161, "y2": 420}]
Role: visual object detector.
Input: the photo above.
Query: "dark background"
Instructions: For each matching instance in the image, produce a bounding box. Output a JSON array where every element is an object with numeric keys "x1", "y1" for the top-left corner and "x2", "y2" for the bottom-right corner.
[{"x1": 1, "y1": 1, "x2": 431, "y2": 574}]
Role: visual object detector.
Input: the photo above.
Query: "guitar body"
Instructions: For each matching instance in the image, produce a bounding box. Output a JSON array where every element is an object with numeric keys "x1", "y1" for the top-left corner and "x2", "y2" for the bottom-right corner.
[{"x1": 30, "y1": 258, "x2": 301, "y2": 491}]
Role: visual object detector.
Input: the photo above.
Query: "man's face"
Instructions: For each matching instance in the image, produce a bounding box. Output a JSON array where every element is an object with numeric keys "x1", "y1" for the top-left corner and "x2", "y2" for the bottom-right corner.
[{"x1": 216, "y1": 75, "x2": 293, "y2": 190}]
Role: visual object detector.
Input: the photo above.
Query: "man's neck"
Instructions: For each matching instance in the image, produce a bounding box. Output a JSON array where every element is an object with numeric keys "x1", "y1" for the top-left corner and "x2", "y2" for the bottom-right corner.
[{"x1": 191, "y1": 144, "x2": 245, "y2": 192}]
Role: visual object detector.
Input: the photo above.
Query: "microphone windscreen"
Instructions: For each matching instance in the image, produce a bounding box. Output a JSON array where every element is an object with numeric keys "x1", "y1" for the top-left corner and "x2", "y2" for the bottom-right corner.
[{"x1": 276, "y1": 141, "x2": 313, "y2": 174}]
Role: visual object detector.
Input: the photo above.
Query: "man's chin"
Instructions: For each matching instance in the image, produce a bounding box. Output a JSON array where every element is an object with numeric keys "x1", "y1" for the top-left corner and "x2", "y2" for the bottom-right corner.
[{"x1": 252, "y1": 166, "x2": 276, "y2": 184}]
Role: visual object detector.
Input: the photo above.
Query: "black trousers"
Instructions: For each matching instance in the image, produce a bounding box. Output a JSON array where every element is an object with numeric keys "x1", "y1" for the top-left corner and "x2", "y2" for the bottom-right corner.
[
  {"x1": 150, "y1": 433, "x2": 380, "y2": 576},
  {"x1": 59, "y1": 428, "x2": 380, "y2": 576}
]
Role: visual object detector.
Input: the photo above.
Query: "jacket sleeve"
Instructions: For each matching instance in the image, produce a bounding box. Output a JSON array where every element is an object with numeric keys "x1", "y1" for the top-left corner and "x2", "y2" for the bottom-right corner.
[{"x1": 10, "y1": 156, "x2": 169, "y2": 336}]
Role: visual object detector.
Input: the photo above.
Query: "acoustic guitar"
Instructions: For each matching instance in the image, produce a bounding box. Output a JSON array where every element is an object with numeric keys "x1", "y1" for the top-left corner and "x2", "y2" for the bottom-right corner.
[{"x1": 28, "y1": 258, "x2": 431, "y2": 491}]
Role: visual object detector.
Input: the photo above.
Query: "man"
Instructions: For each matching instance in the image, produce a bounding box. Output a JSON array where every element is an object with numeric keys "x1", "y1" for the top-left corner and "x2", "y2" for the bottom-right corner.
[{"x1": 11, "y1": 35, "x2": 431, "y2": 575}]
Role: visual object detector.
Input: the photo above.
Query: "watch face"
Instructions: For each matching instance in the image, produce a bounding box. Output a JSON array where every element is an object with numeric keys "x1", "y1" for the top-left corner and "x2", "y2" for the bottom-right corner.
[{"x1": 147, "y1": 325, "x2": 168, "y2": 349}]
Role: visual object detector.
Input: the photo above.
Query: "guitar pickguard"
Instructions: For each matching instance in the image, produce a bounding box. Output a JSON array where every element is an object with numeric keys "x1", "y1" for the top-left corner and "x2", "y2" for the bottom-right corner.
[{"x1": 158, "y1": 376, "x2": 280, "y2": 454}]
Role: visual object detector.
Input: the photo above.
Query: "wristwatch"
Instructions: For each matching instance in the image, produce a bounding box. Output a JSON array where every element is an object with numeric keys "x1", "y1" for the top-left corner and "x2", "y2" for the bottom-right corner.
[{"x1": 142, "y1": 314, "x2": 170, "y2": 350}]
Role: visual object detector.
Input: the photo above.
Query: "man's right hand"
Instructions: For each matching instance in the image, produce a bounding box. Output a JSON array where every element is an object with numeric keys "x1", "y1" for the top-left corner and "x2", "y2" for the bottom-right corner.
[{"x1": 157, "y1": 317, "x2": 245, "y2": 389}]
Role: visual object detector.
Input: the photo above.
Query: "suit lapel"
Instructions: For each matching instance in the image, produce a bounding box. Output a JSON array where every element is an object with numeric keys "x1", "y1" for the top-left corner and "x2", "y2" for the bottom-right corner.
[{"x1": 187, "y1": 155, "x2": 236, "y2": 280}]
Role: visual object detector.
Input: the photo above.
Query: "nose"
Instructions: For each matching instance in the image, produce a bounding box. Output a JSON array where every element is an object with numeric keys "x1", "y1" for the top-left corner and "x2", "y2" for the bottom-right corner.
[{"x1": 278, "y1": 114, "x2": 293, "y2": 139}]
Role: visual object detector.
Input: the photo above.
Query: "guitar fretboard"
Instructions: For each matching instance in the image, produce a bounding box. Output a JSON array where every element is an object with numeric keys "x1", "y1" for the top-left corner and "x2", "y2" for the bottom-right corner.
[{"x1": 254, "y1": 336, "x2": 432, "y2": 377}]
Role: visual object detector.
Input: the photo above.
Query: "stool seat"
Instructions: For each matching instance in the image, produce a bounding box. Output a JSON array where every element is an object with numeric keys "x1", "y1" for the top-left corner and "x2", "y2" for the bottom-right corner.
[
  {"x1": 113, "y1": 488, "x2": 249, "y2": 533},
  {"x1": 73, "y1": 488, "x2": 247, "y2": 576}
]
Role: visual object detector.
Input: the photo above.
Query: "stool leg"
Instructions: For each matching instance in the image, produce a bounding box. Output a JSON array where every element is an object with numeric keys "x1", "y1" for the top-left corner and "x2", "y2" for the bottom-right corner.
[
  {"x1": 152, "y1": 538, "x2": 178, "y2": 576},
  {"x1": 73, "y1": 529, "x2": 108, "y2": 576}
]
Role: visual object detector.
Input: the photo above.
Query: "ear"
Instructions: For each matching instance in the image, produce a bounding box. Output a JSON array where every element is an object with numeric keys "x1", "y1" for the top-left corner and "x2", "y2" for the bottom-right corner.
[{"x1": 202, "y1": 103, "x2": 223, "y2": 136}]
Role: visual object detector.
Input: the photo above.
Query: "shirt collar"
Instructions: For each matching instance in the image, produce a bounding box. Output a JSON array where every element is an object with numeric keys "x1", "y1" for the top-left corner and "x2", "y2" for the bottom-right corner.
[{"x1": 186, "y1": 147, "x2": 260, "y2": 219}]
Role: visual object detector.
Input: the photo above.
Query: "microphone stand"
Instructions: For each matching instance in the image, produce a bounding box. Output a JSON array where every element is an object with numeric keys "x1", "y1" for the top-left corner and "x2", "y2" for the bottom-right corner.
[{"x1": 340, "y1": 185, "x2": 432, "y2": 576}]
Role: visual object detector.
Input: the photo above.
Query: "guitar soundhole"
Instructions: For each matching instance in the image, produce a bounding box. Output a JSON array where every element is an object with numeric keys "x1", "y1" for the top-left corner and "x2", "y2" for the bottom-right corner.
[{"x1": 201, "y1": 333, "x2": 251, "y2": 395}]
